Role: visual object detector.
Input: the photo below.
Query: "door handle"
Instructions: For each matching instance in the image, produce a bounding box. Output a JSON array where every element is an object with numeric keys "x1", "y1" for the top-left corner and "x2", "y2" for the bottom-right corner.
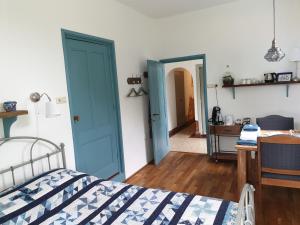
[
  {"x1": 152, "y1": 113, "x2": 160, "y2": 116},
  {"x1": 73, "y1": 115, "x2": 80, "y2": 123}
]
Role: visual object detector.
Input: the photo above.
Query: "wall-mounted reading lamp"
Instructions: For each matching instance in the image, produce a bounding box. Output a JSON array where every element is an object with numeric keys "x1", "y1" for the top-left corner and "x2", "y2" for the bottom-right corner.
[{"x1": 30, "y1": 92, "x2": 60, "y2": 118}]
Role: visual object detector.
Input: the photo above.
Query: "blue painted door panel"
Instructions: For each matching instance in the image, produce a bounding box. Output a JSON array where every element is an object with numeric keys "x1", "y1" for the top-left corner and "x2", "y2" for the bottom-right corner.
[
  {"x1": 65, "y1": 39, "x2": 120, "y2": 179},
  {"x1": 147, "y1": 60, "x2": 169, "y2": 165}
]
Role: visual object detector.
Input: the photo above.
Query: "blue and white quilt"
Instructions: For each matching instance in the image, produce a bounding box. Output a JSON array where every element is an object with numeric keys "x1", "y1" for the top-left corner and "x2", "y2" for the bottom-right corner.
[{"x1": 0, "y1": 169, "x2": 238, "y2": 225}]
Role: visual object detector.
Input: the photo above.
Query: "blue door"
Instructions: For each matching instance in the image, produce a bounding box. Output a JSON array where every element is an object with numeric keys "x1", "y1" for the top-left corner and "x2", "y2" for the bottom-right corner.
[
  {"x1": 62, "y1": 32, "x2": 124, "y2": 180},
  {"x1": 147, "y1": 60, "x2": 169, "y2": 164}
]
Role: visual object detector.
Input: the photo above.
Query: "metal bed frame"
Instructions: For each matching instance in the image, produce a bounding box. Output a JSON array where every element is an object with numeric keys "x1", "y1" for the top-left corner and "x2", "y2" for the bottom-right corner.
[
  {"x1": 0, "y1": 136, "x2": 255, "y2": 225},
  {"x1": 0, "y1": 136, "x2": 66, "y2": 189},
  {"x1": 237, "y1": 184, "x2": 256, "y2": 225}
]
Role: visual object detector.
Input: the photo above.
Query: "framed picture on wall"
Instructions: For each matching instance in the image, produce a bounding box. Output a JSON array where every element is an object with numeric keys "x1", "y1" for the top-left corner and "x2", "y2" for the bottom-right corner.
[{"x1": 276, "y1": 72, "x2": 293, "y2": 82}]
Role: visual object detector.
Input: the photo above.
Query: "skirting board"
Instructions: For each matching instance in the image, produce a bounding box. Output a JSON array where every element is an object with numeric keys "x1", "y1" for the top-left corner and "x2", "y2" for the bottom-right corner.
[
  {"x1": 124, "y1": 160, "x2": 154, "y2": 182},
  {"x1": 169, "y1": 120, "x2": 195, "y2": 137}
]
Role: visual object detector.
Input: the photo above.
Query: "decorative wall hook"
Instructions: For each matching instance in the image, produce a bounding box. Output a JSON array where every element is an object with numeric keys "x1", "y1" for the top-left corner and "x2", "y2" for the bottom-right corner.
[
  {"x1": 127, "y1": 77, "x2": 142, "y2": 85},
  {"x1": 126, "y1": 74, "x2": 148, "y2": 97}
]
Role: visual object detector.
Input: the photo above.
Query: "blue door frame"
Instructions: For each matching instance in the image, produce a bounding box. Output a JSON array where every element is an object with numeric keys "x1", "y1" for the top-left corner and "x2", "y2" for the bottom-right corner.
[
  {"x1": 160, "y1": 54, "x2": 211, "y2": 155},
  {"x1": 61, "y1": 29, "x2": 125, "y2": 181}
]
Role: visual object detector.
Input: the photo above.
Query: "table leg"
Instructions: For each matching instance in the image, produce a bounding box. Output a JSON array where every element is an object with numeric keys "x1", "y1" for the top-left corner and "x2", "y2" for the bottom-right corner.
[
  {"x1": 217, "y1": 135, "x2": 220, "y2": 161},
  {"x1": 237, "y1": 150, "x2": 247, "y2": 194},
  {"x1": 214, "y1": 134, "x2": 218, "y2": 162}
]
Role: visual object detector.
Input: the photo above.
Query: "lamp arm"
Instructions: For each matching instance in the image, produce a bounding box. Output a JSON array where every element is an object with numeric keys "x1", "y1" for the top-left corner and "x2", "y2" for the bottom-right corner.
[
  {"x1": 30, "y1": 92, "x2": 52, "y2": 103},
  {"x1": 40, "y1": 93, "x2": 52, "y2": 101}
]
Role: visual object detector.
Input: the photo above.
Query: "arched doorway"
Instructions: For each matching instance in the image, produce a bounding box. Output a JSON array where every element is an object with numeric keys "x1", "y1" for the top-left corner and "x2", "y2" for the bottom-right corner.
[
  {"x1": 170, "y1": 68, "x2": 195, "y2": 127},
  {"x1": 165, "y1": 62, "x2": 207, "y2": 154}
]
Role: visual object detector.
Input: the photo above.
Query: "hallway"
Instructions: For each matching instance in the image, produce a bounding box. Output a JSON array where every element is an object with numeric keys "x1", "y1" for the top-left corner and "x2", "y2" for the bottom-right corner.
[{"x1": 170, "y1": 122, "x2": 207, "y2": 154}]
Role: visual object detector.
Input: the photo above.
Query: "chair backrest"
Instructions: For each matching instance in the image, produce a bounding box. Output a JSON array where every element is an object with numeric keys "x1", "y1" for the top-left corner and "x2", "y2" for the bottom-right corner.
[
  {"x1": 256, "y1": 115, "x2": 294, "y2": 130},
  {"x1": 258, "y1": 135, "x2": 300, "y2": 188}
]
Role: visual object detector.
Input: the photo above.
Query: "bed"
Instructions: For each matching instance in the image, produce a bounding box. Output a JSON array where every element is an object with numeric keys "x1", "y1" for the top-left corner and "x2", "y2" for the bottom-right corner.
[{"x1": 0, "y1": 137, "x2": 255, "y2": 225}]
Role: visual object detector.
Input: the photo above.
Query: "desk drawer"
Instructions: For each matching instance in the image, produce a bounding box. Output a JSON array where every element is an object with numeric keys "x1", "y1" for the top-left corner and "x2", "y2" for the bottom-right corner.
[{"x1": 214, "y1": 125, "x2": 242, "y2": 135}]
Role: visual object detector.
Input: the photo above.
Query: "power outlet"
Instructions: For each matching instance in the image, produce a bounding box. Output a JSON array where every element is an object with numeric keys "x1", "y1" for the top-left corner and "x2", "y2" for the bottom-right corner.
[{"x1": 56, "y1": 97, "x2": 67, "y2": 104}]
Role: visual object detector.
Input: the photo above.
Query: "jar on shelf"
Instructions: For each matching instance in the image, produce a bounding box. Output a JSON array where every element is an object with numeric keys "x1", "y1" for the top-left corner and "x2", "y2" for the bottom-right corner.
[{"x1": 222, "y1": 65, "x2": 234, "y2": 85}]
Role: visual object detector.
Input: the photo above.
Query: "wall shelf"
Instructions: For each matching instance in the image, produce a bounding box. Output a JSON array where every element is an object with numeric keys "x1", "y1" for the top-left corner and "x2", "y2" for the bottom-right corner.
[
  {"x1": 0, "y1": 110, "x2": 28, "y2": 138},
  {"x1": 222, "y1": 81, "x2": 300, "y2": 99}
]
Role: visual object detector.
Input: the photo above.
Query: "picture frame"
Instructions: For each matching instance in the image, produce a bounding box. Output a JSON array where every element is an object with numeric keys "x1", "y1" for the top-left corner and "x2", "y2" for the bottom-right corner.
[{"x1": 276, "y1": 72, "x2": 293, "y2": 82}]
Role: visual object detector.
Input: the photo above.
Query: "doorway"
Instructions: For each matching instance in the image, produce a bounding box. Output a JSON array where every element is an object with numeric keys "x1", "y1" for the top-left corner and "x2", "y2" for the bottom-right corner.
[
  {"x1": 173, "y1": 69, "x2": 195, "y2": 127},
  {"x1": 61, "y1": 30, "x2": 125, "y2": 181},
  {"x1": 148, "y1": 55, "x2": 210, "y2": 164},
  {"x1": 165, "y1": 61, "x2": 207, "y2": 154}
]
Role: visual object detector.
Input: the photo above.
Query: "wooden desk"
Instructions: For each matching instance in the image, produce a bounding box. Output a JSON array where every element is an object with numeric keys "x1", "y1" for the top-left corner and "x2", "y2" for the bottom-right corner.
[
  {"x1": 236, "y1": 130, "x2": 292, "y2": 193},
  {"x1": 210, "y1": 124, "x2": 242, "y2": 161},
  {"x1": 236, "y1": 145, "x2": 258, "y2": 193}
]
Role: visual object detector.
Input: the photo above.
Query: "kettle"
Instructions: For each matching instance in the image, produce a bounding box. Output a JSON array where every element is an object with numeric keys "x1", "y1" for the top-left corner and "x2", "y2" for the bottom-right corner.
[
  {"x1": 264, "y1": 73, "x2": 277, "y2": 83},
  {"x1": 212, "y1": 106, "x2": 224, "y2": 125}
]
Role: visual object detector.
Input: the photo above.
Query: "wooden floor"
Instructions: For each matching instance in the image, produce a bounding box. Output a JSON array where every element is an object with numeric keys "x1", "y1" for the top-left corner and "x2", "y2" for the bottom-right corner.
[{"x1": 126, "y1": 152, "x2": 300, "y2": 225}]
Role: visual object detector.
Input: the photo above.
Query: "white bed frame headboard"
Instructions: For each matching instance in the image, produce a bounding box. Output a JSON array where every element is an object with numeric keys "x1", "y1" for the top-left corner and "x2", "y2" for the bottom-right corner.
[{"x1": 0, "y1": 136, "x2": 66, "y2": 191}]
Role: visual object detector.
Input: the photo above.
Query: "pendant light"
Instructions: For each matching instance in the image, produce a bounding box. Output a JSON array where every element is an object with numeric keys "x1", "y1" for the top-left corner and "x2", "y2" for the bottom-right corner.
[{"x1": 264, "y1": 0, "x2": 285, "y2": 62}]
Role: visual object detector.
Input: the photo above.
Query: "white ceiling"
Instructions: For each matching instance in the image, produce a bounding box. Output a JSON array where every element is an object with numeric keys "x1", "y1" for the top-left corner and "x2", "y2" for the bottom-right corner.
[{"x1": 116, "y1": 0, "x2": 238, "y2": 18}]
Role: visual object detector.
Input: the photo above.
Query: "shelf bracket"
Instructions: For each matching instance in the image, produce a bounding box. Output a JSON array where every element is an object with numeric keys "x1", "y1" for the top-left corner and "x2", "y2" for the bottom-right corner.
[
  {"x1": 286, "y1": 84, "x2": 289, "y2": 98},
  {"x1": 232, "y1": 87, "x2": 236, "y2": 99},
  {"x1": 2, "y1": 117, "x2": 17, "y2": 138}
]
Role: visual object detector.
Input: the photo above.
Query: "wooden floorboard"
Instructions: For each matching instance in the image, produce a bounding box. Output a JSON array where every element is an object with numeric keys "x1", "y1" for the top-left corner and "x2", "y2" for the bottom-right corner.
[{"x1": 126, "y1": 152, "x2": 300, "y2": 225}]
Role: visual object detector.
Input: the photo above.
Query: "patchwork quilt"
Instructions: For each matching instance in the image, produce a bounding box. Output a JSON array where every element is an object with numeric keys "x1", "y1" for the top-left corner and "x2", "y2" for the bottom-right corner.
[{"x1": 0, "y1": 169, "x2": 238, "y2": 225}]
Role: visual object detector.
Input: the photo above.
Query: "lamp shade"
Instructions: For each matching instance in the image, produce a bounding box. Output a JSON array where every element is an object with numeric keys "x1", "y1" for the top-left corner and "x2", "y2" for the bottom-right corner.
[
  {"x1": 45, "y1": 101, "x2": 60, "y2": 118},
  {"x1": 264, "y1": 40, "x2": 285, "y2": 62},
  {"x1": 290, "y1": 47, "x2": 300, "y2": 62}
]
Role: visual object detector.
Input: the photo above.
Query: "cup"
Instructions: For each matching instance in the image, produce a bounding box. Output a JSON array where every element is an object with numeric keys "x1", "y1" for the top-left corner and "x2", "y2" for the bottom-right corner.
[{"x1": 3, "y1": 101, "x2": 17, "y2": 112}]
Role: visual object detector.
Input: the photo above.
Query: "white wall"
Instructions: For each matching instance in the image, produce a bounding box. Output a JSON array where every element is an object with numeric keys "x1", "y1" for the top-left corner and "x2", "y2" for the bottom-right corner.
[
  {"x1": 157, "y1": 0, "x2": 300, "y2": 129},
  {"x1": 164, "y1": 60, "x2": 203, "y2": 131},
  {"x1": 0, "y1": 0, "x2": 158, "y2": 187},
  {"x1": 165, "y1": 69, "x2": 177, "y2": 131},
  {"x1": 1, "y1": 0, "x2": 300, "y2": 187}
]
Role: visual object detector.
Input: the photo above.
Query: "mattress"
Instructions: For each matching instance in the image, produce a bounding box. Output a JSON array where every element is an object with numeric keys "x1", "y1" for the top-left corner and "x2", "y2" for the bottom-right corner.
[{"x1": 0, "y1": 169, "x2": 238, "y2": 225}]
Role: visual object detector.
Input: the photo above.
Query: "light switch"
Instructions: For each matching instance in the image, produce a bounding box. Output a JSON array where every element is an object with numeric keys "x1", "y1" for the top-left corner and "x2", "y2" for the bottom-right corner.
[
  {"x1": 56, "y1": 97, "x2": 67, "y2": 104},
  {"x1": 207, "y1": 84, "x2": 218, "y2": 88}
]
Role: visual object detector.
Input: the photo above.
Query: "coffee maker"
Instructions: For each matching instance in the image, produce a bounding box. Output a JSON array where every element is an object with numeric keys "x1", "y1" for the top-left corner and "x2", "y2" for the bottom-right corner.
[{"x1": 212, "y1": 106, "x2": 224, "y2": 125}]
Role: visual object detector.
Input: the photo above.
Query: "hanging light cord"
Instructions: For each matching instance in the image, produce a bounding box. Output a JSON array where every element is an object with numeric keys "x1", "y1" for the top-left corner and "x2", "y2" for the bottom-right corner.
[
  {"x1": 215, "y1": 86, "x2": 219, "y2": 107},
  {"x1": 273, "y1": 0, "x2": 276, "y2": 40}
]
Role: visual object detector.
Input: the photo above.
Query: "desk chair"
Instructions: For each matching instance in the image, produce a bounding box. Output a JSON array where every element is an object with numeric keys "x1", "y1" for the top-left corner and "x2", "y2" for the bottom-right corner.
[
  {"x1": 256, "y1": 115, "x2": 294, "y2": 130},
  {"x1": 257, "y1": 135, "x2": 300, "y2": 199}
]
